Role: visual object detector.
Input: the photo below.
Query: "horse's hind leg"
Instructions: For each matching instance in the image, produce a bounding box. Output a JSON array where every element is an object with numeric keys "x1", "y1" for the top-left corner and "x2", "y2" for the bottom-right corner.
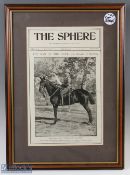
[
  {"x1": 83, "y1": 104, "x2": 93, "y2": 124},
  {"x1": 53, "y1": 105, "x2": 58, "y2": 124}
]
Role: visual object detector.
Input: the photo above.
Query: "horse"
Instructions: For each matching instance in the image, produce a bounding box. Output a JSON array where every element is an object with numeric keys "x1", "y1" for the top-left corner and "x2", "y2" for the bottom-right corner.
[{"x1": 39, "y1": 76, "x2": 95, "y2": 124}]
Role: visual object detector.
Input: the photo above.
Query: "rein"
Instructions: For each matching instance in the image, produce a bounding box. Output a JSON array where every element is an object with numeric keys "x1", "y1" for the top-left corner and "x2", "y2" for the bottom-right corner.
[
  {"x1": 50, "y1": 87, "x2": 60, "y2": 98},
  {"x1": 45, "y1": 79, "x2": 60, "y2": 97},
  {"x1": 43, "y1": 79, "x2": 61, "y2": 98}
]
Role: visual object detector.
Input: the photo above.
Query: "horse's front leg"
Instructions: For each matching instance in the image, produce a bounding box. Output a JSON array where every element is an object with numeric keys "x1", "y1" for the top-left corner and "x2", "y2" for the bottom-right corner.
[{"x1": 53, "y1": 105, "x2": 58, "y2": 124}]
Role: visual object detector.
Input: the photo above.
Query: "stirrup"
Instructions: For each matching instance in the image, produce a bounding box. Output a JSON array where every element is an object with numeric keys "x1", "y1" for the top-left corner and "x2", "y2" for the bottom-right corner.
[{"x1": 62, "y1": 96, "x2": 64, "y2": 106}]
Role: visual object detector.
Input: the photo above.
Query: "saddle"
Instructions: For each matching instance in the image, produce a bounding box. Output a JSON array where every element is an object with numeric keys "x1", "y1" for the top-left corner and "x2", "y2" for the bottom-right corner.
[
  {"x1": 60, "y1": 87, "x2": 73, "y2": 96},
  {"x1": 60, "y1": 87, "x2": 73, "y2": 106}
]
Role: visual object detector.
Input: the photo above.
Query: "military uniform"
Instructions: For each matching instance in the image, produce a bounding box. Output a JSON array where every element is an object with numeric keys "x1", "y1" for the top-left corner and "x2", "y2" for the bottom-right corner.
[{"x1": 61, "y1": 74, "x2": 71, "y2": 105}]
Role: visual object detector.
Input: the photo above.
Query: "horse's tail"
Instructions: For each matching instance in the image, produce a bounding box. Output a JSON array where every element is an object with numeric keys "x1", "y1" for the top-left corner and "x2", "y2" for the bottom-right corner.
[{"x1": 79, "y1": 89, "x2": 95, "y2": 104}]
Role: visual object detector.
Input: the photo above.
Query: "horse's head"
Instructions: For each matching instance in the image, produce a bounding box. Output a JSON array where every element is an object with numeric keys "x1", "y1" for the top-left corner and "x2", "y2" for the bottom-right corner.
[
  {"x1": 39, "y1": 74, "x2": 58, "y2": 96},
  {"x1": 39, "y1": 75, "x2": 47, "y2": 94}
]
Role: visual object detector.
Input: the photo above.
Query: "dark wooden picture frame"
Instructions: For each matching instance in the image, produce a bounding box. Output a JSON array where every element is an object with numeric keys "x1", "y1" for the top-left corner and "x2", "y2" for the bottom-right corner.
[{"x1": 5, "y1": 4, "x2": 125, "y2": 170}]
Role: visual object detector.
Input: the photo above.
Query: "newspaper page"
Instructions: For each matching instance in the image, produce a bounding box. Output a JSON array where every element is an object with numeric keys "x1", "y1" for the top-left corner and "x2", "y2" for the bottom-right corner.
[{"x1": 27, "y1": 27, "x2": 103, "y2": 146}]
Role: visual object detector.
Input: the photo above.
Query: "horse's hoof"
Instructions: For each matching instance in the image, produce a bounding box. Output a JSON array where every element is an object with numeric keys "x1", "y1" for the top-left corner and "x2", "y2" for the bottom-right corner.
[
  {"x1": 51, "y1": 120, "x2": 57, "y2": 125},
  {"x1": 81, "y1": 122, "x2": 89, "y2": 125},
  {"x1": 87, "y1": 121, "x2": 93, "y2": 125},
  {"x1": 49, "y1": 122, "x2": 56, "y2": 125},
  {"x1": 89, "y1": 121, "x2": 94, "y2": 125}
]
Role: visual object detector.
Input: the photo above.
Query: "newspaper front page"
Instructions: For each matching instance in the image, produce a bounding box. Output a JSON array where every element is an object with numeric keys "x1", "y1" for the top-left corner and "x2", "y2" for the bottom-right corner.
[{"x1": 27, "y1": 27, "x2": 103, "y2": 146}]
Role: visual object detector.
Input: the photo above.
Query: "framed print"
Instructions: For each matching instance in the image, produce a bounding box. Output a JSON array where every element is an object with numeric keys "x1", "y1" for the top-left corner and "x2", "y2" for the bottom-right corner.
[{"x1": 5, "y1": 4, "x2": 125, "y2": 169}]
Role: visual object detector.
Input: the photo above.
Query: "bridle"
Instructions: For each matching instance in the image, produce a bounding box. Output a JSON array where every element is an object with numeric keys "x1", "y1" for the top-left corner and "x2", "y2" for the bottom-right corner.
[{"x1": 41, "y1": 78, "x2": 61, "y2": 98}]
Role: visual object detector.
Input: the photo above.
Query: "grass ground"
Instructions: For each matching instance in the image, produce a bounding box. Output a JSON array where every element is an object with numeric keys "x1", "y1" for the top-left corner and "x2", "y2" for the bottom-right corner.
[{"x1": 35, "y1": 99, "x2": 97, "y2": 137}]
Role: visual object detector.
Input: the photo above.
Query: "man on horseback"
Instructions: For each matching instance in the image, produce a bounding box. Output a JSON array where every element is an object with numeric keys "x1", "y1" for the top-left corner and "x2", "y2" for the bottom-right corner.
[
  {"x1": 50, "y1": 71, "x2": 71, "y2": 105},
  {"x1": 39, "y1": 73, "x2": 95, "y2": 124},
  {"x1": 61, "y1": 71, "x2": 71, "y2": 105}
]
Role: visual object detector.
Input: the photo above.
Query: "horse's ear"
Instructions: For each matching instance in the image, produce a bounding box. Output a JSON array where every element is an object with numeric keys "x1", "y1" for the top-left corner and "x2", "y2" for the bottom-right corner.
[
  {"x1": 39, "y1": 74, "x2": 44, "y2": 80},
  {"x1": 39, "y1": 75, "x2": 46, "y2": 80}
]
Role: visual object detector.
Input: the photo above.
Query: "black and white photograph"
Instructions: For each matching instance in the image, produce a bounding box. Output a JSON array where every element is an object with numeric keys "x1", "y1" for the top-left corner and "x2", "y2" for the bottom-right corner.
[{"x1": 35, "y1": 57, "x2": 96, "y2": 137}]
